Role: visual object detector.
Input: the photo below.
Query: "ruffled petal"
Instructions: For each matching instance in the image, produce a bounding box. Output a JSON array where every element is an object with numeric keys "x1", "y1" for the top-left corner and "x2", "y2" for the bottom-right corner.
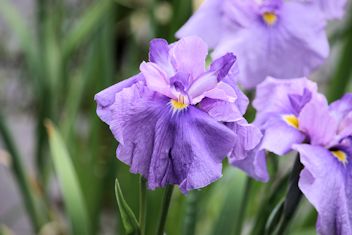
[
  {"x1": 94, "y1": 74, "x2": 144, "y2": 125},
  {"x1": 170, "y1": 36, "x2": 208, "y2": 79},
  {"x1": 299, "y1": 99, "x2": 338, "y2": 146},
  {"x1": 293, "y1": 144, "x2": 352, "y2": 235},
  {"x1": 200, "y1": 99, "x2": 244, "y2": 123},
  {"x1": 107, "y1": 83, "x2": 236, "y2": 193},
  {"x1": 230, "y1": 149, "x2": 269, "y2": 182},
  {"x1": 261, "y1": 119, "x2": 305, "y2": 155}
]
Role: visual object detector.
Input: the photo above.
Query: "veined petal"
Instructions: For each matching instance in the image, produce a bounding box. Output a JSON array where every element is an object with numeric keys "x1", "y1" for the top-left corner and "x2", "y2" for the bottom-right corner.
[
  {"x1": 261, "y1": 119, "x2": 305, "y2": 155},
  {"x1": 200, "y1": 99, "x2": 244, "y2": 123},
  {"x1": 170, "y1": 36, "x2": 208, "y2": 79},
  {"x1": 293, "y1": 144, "x2": 352, "y2": 235},
  {"x1": 187, "y1": 71, "x2": 218, "y2": 103},
  {"x1": 149, "y1": 38, "x2": 174, "y2": 76},
  {"x1": 299, "y1": 99, "x2": 338, "y2": 146},
  {"x1": 108, "y1": 83, "x2": 235, "y2": 192},
  {"x1": 230, "y1": 148, "x2": 269, "y2": 182},
  {"x1": 140, "y1": 62, "x2": 173, "y2": 98},
  {"x1": 95, "y1": 73, "x2": 144, "y2": 125},
  {"x1": 194, "y1": 82, "x2": 238, "y2": 104}
]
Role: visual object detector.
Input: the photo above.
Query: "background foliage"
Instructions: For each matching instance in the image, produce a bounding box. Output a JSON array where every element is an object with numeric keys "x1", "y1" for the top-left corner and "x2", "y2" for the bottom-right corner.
[{"x1": 0, "y1": 0, "x2": 351, "y2": 234}]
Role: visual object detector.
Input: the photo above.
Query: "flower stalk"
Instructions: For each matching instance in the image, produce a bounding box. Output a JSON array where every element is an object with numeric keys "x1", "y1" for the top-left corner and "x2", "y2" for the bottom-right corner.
[
  {"x1": 139, "y1": 177, "x2": 147, "y2": 235},
  {"x1": 156, "y1": 185, "x2": 174, "y2": 235},
  {"x1": 274, "y1": 156, "x2": 304, "y2": 235}
]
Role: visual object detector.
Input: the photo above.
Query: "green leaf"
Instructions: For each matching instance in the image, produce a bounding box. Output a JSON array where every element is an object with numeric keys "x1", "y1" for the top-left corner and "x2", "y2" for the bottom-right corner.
[
  {"x1": 45, "y1": 121, "x2": 91, "y2": 235},
  {"x1": 62, "y1": 0, "x2": 113, "y2": 59},
  {"x1": 115, "y1": 178, "x2": 140, "y2": 235},
  {"x1": 0, "y1": 0, "x2": 40, "y2": 80}
]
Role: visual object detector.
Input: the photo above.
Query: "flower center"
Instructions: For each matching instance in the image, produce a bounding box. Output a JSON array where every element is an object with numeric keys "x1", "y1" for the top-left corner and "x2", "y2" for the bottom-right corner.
[
  {"x1": 331, "y1": 150, "x2": 348, "y2": 165},
  {"x1": 170, "y1": 95, "x2": 188, "y2": 111},
  {"x1": 262, "y1": 12, "x2": 277, "y2": 25},
  {"x1": 282, "y1": 115, "x2": 299, "y2": 129}
]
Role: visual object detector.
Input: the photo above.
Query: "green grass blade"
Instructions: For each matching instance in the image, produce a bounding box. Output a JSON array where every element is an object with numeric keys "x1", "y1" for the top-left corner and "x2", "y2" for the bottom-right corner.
[
  {"x1": 62, "y1": 0, "x2": 113, "y2": 59},
  {"x1": 0, "y1": 0, "x2": 39, "y2": 75},
  {"x1": 115, "y1": 178, "x2": 140, "y2": 235},
  {"x1": 45, "y1": 121, "x2": 91, "y2": 235}
]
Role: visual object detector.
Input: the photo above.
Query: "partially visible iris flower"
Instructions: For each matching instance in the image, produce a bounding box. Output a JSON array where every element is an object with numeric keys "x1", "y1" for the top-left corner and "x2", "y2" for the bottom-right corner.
[
  {"x1": 95, "y1": 36, "x2": 263, "y2": 193},
  {"x1": 253, "y1": 77, "x2": 352, "y2": 235},
  {"x1": 176, "y1": 0, "x2": 329, "y2": 89}
]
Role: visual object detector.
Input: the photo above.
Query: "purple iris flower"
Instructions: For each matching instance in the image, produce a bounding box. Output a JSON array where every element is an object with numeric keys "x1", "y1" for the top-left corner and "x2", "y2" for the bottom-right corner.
[
  {"x1": 293, "y1": 93, "x2": 352, "y2": 235},
  {"x1": 176, "y1": 0, "x2": 329, "y2": 89},
  {"x1": 254, "y1": 77, "x2": 352, "y2": 234},
  {"x1": 95, "y1": 36, "x2": 263, "y2": 193}
]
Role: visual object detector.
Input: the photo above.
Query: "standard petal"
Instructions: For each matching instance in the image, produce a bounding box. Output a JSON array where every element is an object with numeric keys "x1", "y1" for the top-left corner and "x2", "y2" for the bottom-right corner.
[
  {"x1": 139, "y1": 62, "x2": 173, "y2": 98},
  {"x1": 148, "y1": 38, "x2": 174, "y2": 76},
  {"x1": 230, "y1": 149, "x2": 269, "y2": 182},
  {"x1": 314, "y1": 0, "x2": 347, "y2": 20},
  {"x1": 176, "y1": 0, "x2": 224, "y2": 48},
  {"x1": 253, "y1": 77, "x2": 326, "y2": 125},
  {"x1": 299, "y1": 99, "x2": 338, "y2": 146},
  {"x1": 209, "y1": 53, "x2": 237, "y2": 81},
  {"x1": 261, "y1": 119, "x2": 305, "y2": 155},
  {"x1": 293, "y1": 144, "x2": 352, "y2": 235},
  {"x1": 170, "y1": 36, "x2": 208, "y2": 79},
  {"x1": 95, "y1": 73, "x2": 144, "y2": 125}
]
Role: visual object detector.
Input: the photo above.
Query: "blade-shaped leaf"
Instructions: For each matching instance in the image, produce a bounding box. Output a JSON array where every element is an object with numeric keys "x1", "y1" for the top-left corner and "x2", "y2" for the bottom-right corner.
[
  {"x1": 45, "y1": 121, "x2": 90, "y2": 235},
  {"x1": 115, "y1": 178, "x2": 140, "y2": 235},
  {"x1": 62, "y1": 0, "x2": 113, "y2": 59}
]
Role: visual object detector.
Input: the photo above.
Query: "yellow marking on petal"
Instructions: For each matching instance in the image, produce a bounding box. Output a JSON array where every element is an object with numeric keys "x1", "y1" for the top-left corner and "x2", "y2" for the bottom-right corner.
[
  {"x1": 263, "y1": 12, "x2": 277, "y2": 25},
  {"x1": 171, "y1": 99, "x2": 188, "y2": 110},
  {"x1": 282, "y1": 115, "x2": 299, "y2": 129},
  {"x1": 331, "y1": 150, "x2": 348, "y2": 165}
]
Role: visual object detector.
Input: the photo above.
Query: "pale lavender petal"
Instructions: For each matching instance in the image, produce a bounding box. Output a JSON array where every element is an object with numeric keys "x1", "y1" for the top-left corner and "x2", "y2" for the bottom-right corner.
[
  {"x1": 294, "y1": 144, "x2": 352, "y2": 235},
  {"x1": 149, "y1": 38, "x2": 174, "y2": 76},
  {"x1": 195, "y1": 82, "x2": 237, "y2": 104},
  {"x1": 261, "y1": 119, "x2": 305, "y2": 155},
  {"x1": 299, "y1": 99, "x2": 338, "y2": 146},
  {"x1": 312, "y1": 0, "x2": 347, "y2": 20},
  {"x1": 213, "y1": 2, "x2": 329, "y2": 88},
  {"x1": 139, "y1": 62, "x2": 173, "y2": 98},
  {"x1": 95, "y1": 73, "x2": 144, "y2": 124},
  {"x1": 188, "y1": 53, "x2": 237, "y2": 103},
  {"x1": 175, "y1": 0, "x2": 224, "y2": 48},
  {"x1": 170, "y1": 36, "x2": 208, "y2": 79},
  {"x1": 230, "y1": 149, "x2": 269, "y2": 182},
  {"x1": 253, "y1": 77, "x2": 326, "y2": 125},
  {"x1": 200, "y1": 99, "x2": 244, "y2": 123}
]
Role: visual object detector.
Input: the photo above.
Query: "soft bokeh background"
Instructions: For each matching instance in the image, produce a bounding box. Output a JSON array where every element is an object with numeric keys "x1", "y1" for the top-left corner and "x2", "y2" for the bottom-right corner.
[{"x1": 0, "y1": 0, "x2": 351, "y2": 234}]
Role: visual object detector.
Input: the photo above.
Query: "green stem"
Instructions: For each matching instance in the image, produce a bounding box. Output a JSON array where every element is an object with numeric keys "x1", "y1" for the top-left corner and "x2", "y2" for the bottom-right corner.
[
  {"x1": 233, "y1": 177, "x2": 252, "y2": 235},
  {"x1": 182, "y1": 191, "x2": 199, "y2": 235},
  {"x1": 0, "y1": 113, "x2": 43, "y2": 232},
  {"x1": 156, "y1": 185, "x2": 174, "y2": 235},
  {"x1": 274, "y1": 156, "x2": 304, "y2": 235},
  {"x1": 139, "y1": 177, "x2": 147, "y2": 235}
]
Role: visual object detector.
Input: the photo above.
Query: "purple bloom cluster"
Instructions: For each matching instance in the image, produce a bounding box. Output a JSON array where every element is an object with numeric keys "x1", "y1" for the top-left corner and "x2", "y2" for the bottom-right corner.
[
  {"x1": 177, "y1": 0, "x2": 346, "y2": 88},
  {"x1": 95, "y1": 36, "x2": 262, "y2": 193},
  {"x1": 253, "y1": 77, "x2": 352, "y2": 235}
]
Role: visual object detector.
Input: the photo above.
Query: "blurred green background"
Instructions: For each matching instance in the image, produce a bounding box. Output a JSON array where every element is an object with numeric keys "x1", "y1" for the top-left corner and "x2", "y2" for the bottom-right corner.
[{"x1": 0, "y1": 0, "x2": 351, "y2": 234}]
